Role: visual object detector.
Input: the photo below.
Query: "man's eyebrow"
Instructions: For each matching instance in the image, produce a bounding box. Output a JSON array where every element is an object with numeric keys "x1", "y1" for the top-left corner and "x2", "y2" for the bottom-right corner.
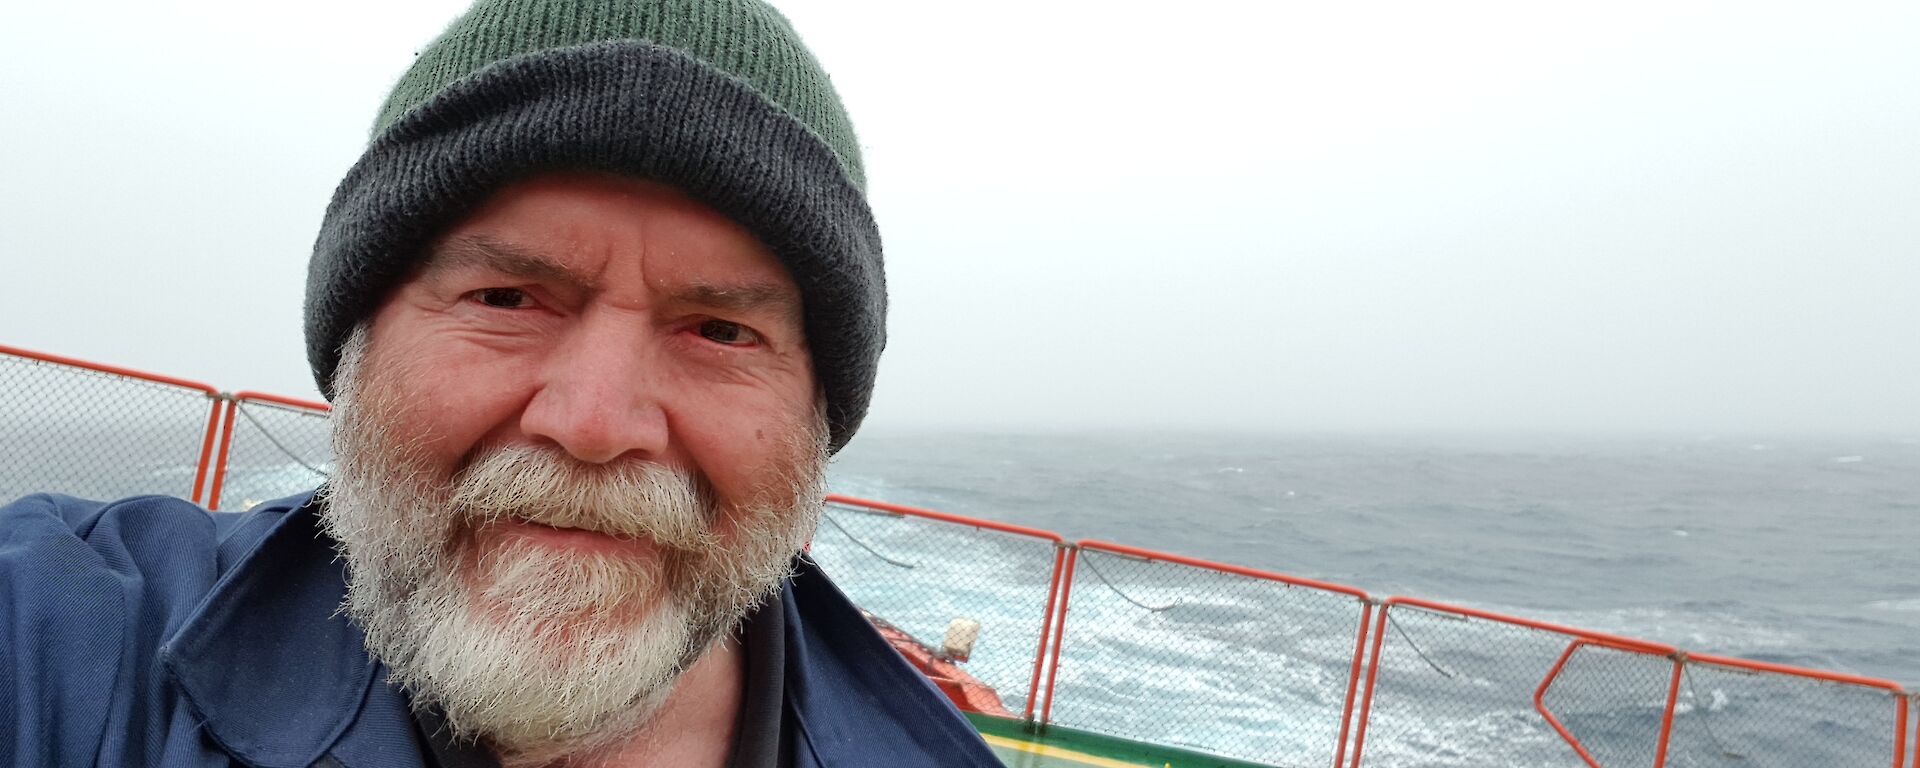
[
  {"x1": 423, "y1": 235, "x2": 599, "y2": 292},
  {"x1": 669, "y1": 281, "x2": 803, "y2": 321}
]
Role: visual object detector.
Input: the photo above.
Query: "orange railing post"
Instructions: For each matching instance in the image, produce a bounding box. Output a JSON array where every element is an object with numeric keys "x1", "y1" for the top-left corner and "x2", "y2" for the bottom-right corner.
[
  {"x1": 1331, "y1": 601, "x2": 1373, "y2": 768},
  {"x1": 1348, "y1": 604, "x2": 1391, "y2": 768},
  {"x1": 1023, "y1": 543, "x2": 1069, "y2": 722},
  {"x1": 1039, "y1": 545, "x2": 1080, "y2": 726},
  {"x1": 188, "y1": 397, "x2": 223, "y2": 505},
  {"x1": 1652, "y1": 654, "x2": 1683, "y2": 768},
  {"x1": 204, "y1": 399, "x2": 238, "y2": 510},
  {"x1": 1897, "y1": 693, "x2": 1910, "y2": 768}
]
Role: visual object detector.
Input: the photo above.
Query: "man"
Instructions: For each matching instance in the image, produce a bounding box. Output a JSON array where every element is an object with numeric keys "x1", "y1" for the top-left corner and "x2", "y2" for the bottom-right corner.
[{"x1": 0, "y1": 1, "x2": 1001, "y2": 766}]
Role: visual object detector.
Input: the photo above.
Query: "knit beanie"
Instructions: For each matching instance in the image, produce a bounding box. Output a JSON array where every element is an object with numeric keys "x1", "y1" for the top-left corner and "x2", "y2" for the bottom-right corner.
[{"x1": 304, "y1": 0, "x2": 883, "y2": 452}]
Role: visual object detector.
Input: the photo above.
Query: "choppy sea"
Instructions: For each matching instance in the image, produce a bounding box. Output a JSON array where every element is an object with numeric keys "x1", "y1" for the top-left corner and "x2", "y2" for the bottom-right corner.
[
  {"x1": 833, "y1": 431, "x2": 1920, "y2": 680},
  {"x1": 5, "y1": 416, "x2": 1917, "y2": 766},
  {"x1": 823, "y1": 430, "x2": 1920, "y2": 766}
]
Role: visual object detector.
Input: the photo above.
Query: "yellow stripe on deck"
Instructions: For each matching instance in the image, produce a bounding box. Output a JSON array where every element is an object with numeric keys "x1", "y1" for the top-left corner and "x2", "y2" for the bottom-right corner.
[{"x1": 982, "y1": 733, "x2": 1163, "y2": 768}]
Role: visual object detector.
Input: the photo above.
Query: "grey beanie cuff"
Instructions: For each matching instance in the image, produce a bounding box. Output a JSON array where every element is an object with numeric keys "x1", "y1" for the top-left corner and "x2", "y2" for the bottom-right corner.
[{"x1": 305, "y1": 41, "x2": 885, "y2": 452}]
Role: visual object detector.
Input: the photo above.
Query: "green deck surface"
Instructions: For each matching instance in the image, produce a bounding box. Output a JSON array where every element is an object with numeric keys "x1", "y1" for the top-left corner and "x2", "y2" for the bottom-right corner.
[{"x1": 968, "y1": 713, "x2": 1276, "y2": 768}]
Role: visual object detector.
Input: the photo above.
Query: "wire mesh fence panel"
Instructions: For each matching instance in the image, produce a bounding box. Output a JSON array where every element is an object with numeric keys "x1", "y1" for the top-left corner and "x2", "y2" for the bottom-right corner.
[
  {"x1": 1355, "y1": 604, "x2": 1677, "y2": 768},
  {"x1": 1, "y1": 350, "x2": 216, "y2": 503},
  {"x1": 1661, "y1": 659, "x2": 1904, "y2": 768},
  {"x1": 806, "y1": 499, "x2": 1062, "y2": 718},
  {"x1": 211, "y1": 397, "x2": 333, "y2": 511},
  {"x1": 1536, "y1": 642, "x2": 1681, "y2": 768},
  {"x1": 1047, "y1": 546, "x2": 1370, "y2": 768}
]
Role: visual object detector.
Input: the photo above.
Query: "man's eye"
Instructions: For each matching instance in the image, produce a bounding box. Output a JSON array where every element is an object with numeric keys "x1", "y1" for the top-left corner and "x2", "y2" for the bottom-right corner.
[
  {"x1": 475, "y1": 288, "x2": 530, "y2": 308},
  {"x1": 697, "y1": 319, "x2": 759, "y2": 346}
]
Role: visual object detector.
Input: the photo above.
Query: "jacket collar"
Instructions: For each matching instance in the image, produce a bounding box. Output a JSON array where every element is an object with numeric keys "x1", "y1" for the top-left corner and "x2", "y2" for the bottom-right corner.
[{"x1": 160, "y1": 491, "x2": 403, "y2": 768}]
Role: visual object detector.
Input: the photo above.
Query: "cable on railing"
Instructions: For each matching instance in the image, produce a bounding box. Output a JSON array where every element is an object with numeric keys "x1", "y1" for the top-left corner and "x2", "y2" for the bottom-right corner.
[
  {"x1": 818, "y1": 510, "x2": 917, "y2": 569},
  {"x1": 1680, "y1": 660, "x2": 1745, "y2": 760},
  {"x1": 1387, "y1": 608, "x2": 1457, "y2": 680},
  {"x1": 1078, "y1": 552, "x2": 1178, "y2": 613},
  {"x1": 235, "y1": 400, "x2": 330, "y2": 479}
]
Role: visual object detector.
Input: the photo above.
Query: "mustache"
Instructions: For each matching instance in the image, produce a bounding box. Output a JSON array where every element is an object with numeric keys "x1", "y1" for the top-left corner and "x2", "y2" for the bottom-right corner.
[{"x1": 447, "y1": 445, "x2": 718, "y2": 552}]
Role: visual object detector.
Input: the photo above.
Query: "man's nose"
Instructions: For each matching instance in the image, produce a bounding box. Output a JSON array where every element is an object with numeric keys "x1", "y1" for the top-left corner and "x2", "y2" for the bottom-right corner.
[{"x1": 518, "y1": 326, "x2": 671, "y2": 465}]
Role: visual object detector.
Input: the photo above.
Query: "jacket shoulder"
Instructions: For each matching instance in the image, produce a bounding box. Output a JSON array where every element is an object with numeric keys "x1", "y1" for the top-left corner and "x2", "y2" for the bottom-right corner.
[
  {"x1": 0, "y1": 492, "x2": 305, "y2": 766},
  {"x1": 1, "y1": 492, "x2": 297, "y2": 580}
]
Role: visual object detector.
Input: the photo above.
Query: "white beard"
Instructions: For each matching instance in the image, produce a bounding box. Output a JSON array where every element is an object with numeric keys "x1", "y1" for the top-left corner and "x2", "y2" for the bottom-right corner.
[{"x1": 320, "y1": 327, "x2": 826, "y2": 765}]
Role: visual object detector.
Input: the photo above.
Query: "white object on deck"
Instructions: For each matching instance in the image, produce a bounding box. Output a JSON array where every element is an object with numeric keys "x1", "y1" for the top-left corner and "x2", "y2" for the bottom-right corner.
[{"x1": 942, "y1": 618, "x2": 982, "y2": 662}]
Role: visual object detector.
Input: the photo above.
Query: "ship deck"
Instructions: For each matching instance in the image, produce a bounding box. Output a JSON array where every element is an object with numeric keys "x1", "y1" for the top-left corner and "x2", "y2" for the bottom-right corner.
[{"x1": 971, "y1": 714, "x2": 1274, "y2": 768}]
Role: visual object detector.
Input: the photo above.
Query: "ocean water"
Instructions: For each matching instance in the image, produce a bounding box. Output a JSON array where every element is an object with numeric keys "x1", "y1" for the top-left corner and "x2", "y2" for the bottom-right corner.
[
  {"x1": 5, "y1": 408, "x2": 1917, "y2": 765},
  {"x1": 822, "y1": 430, "x2": 1920, "y2": 766}
]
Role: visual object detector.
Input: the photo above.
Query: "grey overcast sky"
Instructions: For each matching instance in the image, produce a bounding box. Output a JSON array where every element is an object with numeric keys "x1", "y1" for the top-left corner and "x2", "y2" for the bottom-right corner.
[{"x1": 2, "y1": 0, "x2": 1915, "y2": 434}]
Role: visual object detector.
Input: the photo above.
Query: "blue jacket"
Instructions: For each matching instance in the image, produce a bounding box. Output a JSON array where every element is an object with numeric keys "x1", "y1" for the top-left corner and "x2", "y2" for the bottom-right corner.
[{"x1": 0, "y1": 491, "x2": 1000, "y2": 767}]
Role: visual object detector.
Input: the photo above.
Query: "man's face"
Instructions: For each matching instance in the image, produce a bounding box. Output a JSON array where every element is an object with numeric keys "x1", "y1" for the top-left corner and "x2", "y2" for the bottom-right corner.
[{"x1": 322, "y1": 172, "x2": 828, "y2": 760}]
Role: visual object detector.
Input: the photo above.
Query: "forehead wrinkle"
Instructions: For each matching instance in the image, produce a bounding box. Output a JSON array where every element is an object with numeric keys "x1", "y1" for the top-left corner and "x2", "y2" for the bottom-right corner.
[{"x1": 424, "y1": 234, "x2": 602, "y2": 292}]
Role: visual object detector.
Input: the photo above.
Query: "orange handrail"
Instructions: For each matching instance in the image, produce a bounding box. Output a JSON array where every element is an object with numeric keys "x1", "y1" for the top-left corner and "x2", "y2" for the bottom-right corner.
[
  {"x1": 1685, "y1": 653, "x2": 1908, "y2": 693},
  {"x1": 233, "y1": 390, "x2": 332, "y2": 412},
  {"x1": 1077, "y1": 540, "x2": 1371, "y2": 600},
  {"x1": 1381, "y1": 596, "x2": 1677, "y2": 655},
  {"x1": 0, "y1": 343, "x2": 218, "y2": 395},
  {"x1": 826, "y1": 495, "x2": 1065, "y2": 543}
]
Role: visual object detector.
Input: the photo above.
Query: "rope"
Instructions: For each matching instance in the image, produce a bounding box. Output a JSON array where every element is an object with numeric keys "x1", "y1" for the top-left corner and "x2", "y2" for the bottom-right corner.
[
  {"x1": 238, "y1": 404, "x2": 330, "y2": 478},
  {"x1": 819, "y1": 511, "x2": 916, "y2": 569},
  {"x1": 1080, "y1": 554, "x2": 1178, "y2": 612},
  {"x1": 1387, "y1": 611, "x2": 1456, "y2": 679}
]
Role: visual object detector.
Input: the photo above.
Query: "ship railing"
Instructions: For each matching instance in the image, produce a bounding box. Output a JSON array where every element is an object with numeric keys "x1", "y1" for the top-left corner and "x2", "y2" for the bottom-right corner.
[
  {"x1": 1350, "y1": 598, "x2": 1687, "y2": 768},
  {"x1": 1041, "y1": 541, "x2": 1374, "y2": 768},
  {"x1": 0, "y1": 343, "x2": 225, "y2": 504},
  {"x1": 812, "y1": 495, "x2": 1069, "y2": 722},
  {"x1": 2, "y1": 342, "x2": 1914, "y2": 768},
  {"x1": 204, "y1": 391, "x2": 332, "y2": 512}
]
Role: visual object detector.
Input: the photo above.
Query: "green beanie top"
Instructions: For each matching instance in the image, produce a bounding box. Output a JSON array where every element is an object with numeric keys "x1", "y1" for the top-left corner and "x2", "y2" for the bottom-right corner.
[
  {"x1": 305, "y1": 0, "x2": 886, "y2": 452},
  {"x1": 373, "y1": 0, "x2": 865, "y2": 189}
]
